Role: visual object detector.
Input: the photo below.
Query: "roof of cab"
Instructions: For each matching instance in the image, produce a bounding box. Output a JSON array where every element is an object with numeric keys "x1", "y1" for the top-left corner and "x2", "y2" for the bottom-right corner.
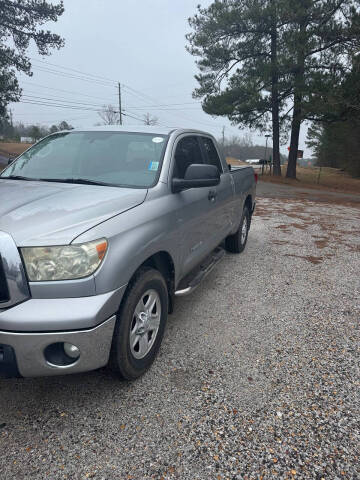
[{"x1": 61, "y1": 125, "x2": 211, "y2": 136}]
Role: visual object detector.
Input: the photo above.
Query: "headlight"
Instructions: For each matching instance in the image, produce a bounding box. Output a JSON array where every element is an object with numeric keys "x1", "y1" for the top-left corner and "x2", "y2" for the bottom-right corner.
[{"x1": 21, "y1": 239, "x2": 107, "y2": 281}]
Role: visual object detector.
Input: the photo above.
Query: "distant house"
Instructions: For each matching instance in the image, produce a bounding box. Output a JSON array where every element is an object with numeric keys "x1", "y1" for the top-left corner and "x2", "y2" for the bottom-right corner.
[
  {"x1": 245, "y1": 158, "x2": 263, "y2": 165},
  {"x1": 20, "y1": 136, "x2": 33, "y2": 143}
]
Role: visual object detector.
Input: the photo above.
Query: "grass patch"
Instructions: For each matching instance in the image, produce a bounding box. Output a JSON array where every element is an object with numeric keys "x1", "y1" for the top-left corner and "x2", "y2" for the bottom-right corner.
[
  {"x1": 226, "y1": 156, "x2": 248, "y2": 166},
  {"x1": 0, "y1": 142, "x2": 32, "y2": 158},
  {"x1": 260, "y1": 165, "x2": 360, "y2": 193}
]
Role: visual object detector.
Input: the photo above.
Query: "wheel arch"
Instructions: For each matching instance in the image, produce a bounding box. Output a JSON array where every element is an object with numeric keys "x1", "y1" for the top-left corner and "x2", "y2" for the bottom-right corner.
[
  {"x1": 244, "y1": 194, "x2": 252, "y2": 212},
  {"x1": 244, "y1": 194, "x2": 253, "y2": 225},
  {"x1": 123, "y1": 251, "x2": 176, "y2": 314}
]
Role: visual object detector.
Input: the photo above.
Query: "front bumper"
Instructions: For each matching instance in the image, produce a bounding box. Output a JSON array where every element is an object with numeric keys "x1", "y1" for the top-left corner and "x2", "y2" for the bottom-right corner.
[
  {"x1": 0, "y1": 315, "x2": 116, "y2": 378},
  {"x1": 0, "y1": 285, "x2": 127, "y2": 378}
]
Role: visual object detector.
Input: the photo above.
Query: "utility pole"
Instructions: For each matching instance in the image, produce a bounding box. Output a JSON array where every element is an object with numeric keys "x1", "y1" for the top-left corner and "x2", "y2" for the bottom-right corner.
[
  {"x1": 222, "y1": 126, "x2": 225, "y2": 147},
  {"x1": 118, "y1": 82, "x2": 123, "y2": 125},
  {"x1": 264, "y1": 133, "x2": 271, "y2": 175}
]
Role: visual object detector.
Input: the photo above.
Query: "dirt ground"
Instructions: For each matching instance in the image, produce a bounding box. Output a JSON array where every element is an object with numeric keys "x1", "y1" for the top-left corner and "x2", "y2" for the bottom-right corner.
[
  {"x1": 260, "y1": 166, "x2": 360, "y2": 194},
  {"x1": 0, "y1": 142, "x2": 32, "y2": 157},
  {"x1": 257, "y1": 179, "x2": 360, "y2": 205}
]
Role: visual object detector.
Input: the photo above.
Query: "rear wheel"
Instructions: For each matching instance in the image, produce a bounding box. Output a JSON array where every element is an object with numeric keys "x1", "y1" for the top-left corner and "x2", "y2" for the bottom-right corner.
[
  {"x1": 109, "y1": 267, "x2": 168, "y2": 380},
  {"x1": 225, "y1": 205, "x2": 250, "y2": 253}
]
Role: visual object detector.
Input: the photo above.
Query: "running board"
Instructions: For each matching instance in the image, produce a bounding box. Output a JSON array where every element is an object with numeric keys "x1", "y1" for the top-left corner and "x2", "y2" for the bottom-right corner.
[{"x1": 175, "y1": 247, "x2": 225, "y2": 297}]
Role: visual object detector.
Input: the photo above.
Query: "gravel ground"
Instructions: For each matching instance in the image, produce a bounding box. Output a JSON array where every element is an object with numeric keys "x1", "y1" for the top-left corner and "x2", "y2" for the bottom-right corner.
[{"x1": 1, "y1": 196, "x2": 359, "y2": 479}]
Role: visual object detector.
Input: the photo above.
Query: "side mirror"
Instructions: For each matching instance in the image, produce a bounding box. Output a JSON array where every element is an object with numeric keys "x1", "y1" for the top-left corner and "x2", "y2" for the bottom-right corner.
[{"x1": 172, "y1": 164, "x2": 220, "y2": 193}]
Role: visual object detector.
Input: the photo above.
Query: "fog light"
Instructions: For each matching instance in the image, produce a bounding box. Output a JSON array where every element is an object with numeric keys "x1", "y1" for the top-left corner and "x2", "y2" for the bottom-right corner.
[
  {"x1": 44, "y1": 342, "x2": 80, "y2": 367},
  {"x1": 63, "y1": 343, "x2": 80, "y2": 359}
]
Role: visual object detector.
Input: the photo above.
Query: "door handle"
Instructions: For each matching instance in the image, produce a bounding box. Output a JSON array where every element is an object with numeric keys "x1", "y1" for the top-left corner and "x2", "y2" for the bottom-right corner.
[{"x1": 208, "y1": 190, "x2": 217, "y2": 202}]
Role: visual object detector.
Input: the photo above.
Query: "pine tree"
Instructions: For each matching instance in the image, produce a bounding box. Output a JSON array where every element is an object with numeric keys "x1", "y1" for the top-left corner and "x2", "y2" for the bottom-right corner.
[
  {"x1": 0, "y1": 0, "x2": 64, "y2": 117},
  {"x1": 187, "y1": 0, "x2": 360, "y2": 179},
  {"x1": 284, "y1": 0, "x2": 360, "y2": 177},
  {"x1": 306, "y1": 56, "x2": 360, "y2": 177},
  {"x1": 187, "y1": 0, "x2": 289, "y2": 176}
]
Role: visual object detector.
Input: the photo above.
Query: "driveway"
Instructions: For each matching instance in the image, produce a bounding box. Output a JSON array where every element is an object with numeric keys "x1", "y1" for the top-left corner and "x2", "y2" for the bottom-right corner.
[{"x1": 0, "y1": 193, "x2": 359, "y2": 479}]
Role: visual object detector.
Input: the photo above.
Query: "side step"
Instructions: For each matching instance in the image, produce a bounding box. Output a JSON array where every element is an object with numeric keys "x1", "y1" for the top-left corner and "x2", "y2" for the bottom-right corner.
[{"x1": 175, "y1": 247, "x2": 225, "y2": 297}]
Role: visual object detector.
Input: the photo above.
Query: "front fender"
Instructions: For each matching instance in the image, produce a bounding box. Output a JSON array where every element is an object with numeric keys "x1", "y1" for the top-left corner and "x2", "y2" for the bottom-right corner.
[{"x1": 74, "y1": 194, "x2": 180, "y2": 295}]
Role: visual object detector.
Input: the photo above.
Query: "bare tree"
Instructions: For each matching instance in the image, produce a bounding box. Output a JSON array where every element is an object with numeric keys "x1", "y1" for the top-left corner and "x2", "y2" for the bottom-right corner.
[
  {"x1": 98, "y1": 105, "x2": 119, "y2": 125},
  {"x1": 143, "y1": 112, "x2": 158, "y2": 126}
]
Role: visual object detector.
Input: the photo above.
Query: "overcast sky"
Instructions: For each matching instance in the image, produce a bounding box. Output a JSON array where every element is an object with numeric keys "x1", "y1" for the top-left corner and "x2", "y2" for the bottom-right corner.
[{"x1": 11, "y1": 0, "x2": 310, "y2": 156}]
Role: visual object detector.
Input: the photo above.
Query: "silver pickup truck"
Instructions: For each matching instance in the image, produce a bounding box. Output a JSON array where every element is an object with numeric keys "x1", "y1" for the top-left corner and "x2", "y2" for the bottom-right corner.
[{"x1": 0, "y1": 127, "x2": 256, "y2": 379}]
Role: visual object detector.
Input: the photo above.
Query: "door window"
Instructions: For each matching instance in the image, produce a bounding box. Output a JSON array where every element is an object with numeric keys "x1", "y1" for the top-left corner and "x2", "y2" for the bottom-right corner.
[
  {"x1": 173, "y1": 136, "x2": 203, "y2": 179},
  {"x1": 201, "y1": 137, "x2": 223, "y2": 172}
]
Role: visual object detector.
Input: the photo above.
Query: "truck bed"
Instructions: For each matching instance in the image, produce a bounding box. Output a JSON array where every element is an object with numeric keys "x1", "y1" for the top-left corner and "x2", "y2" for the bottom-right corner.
[{"x1": 229, "y1": 165, "x2": 256, "y2": 197}]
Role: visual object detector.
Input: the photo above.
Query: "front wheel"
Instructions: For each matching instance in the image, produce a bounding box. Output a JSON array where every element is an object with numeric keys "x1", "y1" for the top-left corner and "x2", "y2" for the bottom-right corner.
[
  {"x1": 225, "y1": 205, "x2": 250, "y2": 253},
  {"x1": 109, "y1": 267, "x2": 168, "y2": 380}
]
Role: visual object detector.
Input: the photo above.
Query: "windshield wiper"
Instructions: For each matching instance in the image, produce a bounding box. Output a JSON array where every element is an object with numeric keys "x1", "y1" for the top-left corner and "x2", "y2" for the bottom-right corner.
[
  {"x1": 1, "y1": 175, "x2": 116, "y2": 186},
  {"x1": 38, "y1": 177, "x2": 116, "y2": 186},
  {"x1": 2, "y1": 175, "x2": 40, "y2": 181}
]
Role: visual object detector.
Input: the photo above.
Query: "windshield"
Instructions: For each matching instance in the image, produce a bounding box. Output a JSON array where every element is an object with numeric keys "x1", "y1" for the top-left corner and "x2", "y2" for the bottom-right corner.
[{"x1": 0, "y1": 131, "x2": 169, "y2": 188}]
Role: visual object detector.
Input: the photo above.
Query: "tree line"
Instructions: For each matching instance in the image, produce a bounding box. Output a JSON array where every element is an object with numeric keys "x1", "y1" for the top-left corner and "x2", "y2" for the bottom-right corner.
[
  {"x1": 0, "y1": 118, "x2": 73, "y2": 142},
  {"x1": 306, "y1": 55, "x2": 360, "y2": 177},
  {"x1": 187, "y1": 0, "x2": 360, "y2": 178},
  {"x1": 218, "y1": 134, "x2": 288, "y2": 164}
]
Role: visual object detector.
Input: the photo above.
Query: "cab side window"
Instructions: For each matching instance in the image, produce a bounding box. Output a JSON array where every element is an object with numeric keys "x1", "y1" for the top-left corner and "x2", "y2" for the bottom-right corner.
[
  {"x1": 173, "y1": 136, "x2": 203, "y2": 179},
  {"x1": 201, "y1": 137, "x2": 223, "y2": 172}
]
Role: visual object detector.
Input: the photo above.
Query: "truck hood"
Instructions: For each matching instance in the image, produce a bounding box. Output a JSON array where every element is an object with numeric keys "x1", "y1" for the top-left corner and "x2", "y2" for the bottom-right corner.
[{"x1": 0, "y1": 179, "x2": 147, "y2": 246}]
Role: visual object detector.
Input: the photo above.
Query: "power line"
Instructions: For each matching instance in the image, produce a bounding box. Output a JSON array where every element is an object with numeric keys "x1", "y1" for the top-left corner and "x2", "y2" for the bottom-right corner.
[
  {"x1": 31, "y1": 63, "x2": 116, "y2": 85},
  {"x1": 16, "y1": 99, "x2": 208, "y2": 130},
  {"x1": 20, "y1": 80, "x2": 117, "y2": 102},
  {"x1": 30, "y1": 57, "x2": 118, "y2": 84},
  {"x1": 3, "y1": 51, "x2": 114, "y2": 89},
  {"x1": 122, "y1": 84, "x2": 161, "y2": 103},
  {"x1": 122, "y1": 111, "x2": 145, "y2": 122},
  {"x1": 126, "y1": 101, "x2": 201, "y2": 109},
  {"x1": 118, "y1": 82, "x2": 122, "y2": 125},
  {"x1": 121, "y1": 86, "x2": 155, "y2": 103},
  {"x1": 25, "y1": 58, "x2": 201, "y2": 112},
  {"x1": 22, "y1": 93, "x2": 201, "y2": 111},
  {"x1": 18, "y1": 56, "x2": 196, "y2": 104},
  {"x1": 22, "y1": 94, "x2": 107, "y2": 108},
  {"x1": 31, "y1": 65, "x2": 116, "y2": 87},
  {"x1": 121, "y1": 83, "x2": 223, "y2": 128},
  {"x1": 120, "y1": 84, "x2": 197, "y2": 126},
  {"x1": 19, "y1": 100, "x2": 103, "y2": 112},
  {"x1": 123, "y1": 111, "x2": 177, "y2": 129},
  {"x1": 128, "y1": 106, "x2": 203, "y2": 112},
  {"x1": 18, "y1": 100, "x2": 146, "y2": 124},
  {"x1": 19, "y1": 58, "x2": 233, "y2": 131}
]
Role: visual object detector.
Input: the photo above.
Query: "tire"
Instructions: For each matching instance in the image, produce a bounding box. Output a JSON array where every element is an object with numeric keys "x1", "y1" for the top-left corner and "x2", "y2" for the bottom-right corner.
[
  {"x1": 225, "y1": 205, "x2": 250, "y2": 254},
  {"x1": 109, "y1": 267, "x2": 168, "y2": 380}
]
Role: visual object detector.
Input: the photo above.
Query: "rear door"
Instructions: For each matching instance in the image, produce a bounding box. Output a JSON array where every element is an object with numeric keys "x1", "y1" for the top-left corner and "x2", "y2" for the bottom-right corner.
[{"x1": 199, "y1": 136, "x2": 234, "y2": 242}]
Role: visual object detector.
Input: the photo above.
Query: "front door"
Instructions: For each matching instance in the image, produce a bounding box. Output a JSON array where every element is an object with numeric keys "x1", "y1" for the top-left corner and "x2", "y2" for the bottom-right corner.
[{"x1": 171, "y1": 135, "x2": 223, "y2": 277}]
